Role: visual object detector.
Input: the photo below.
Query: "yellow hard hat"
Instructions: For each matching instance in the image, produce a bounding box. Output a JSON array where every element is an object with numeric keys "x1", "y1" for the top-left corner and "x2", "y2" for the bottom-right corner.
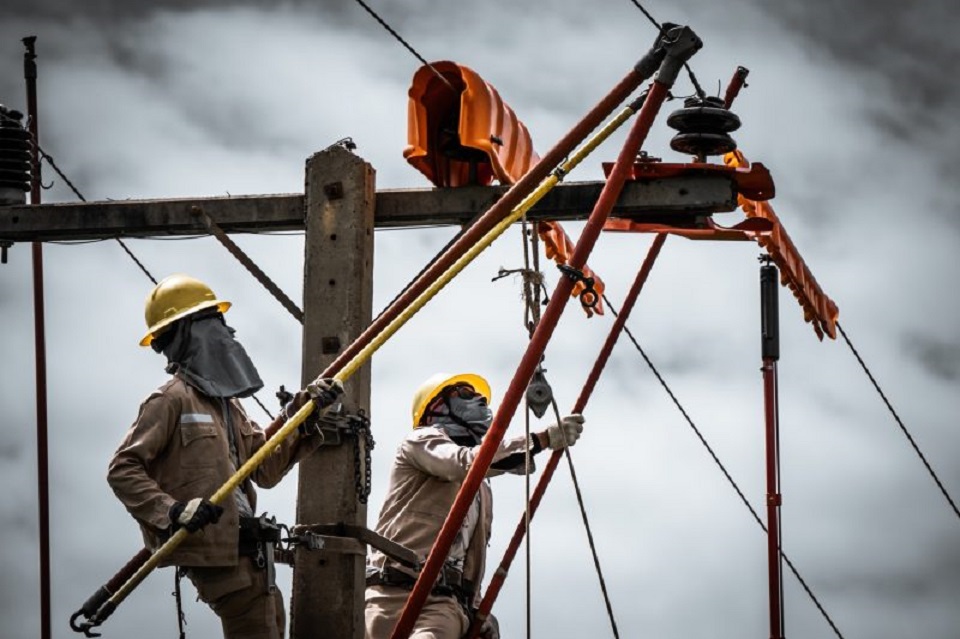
[
  {"x1": 140, "y1": 274, "x2": 231, "y2": 347},
  {"x1": 411, "y1": 372, "x2": 491, "y2": 428}
]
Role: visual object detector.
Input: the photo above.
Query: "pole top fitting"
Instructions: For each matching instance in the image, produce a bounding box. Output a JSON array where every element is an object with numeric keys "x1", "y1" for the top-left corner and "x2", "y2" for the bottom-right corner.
[{"x1": 655, "y1": 25, "x2": 702, "y2": 87}]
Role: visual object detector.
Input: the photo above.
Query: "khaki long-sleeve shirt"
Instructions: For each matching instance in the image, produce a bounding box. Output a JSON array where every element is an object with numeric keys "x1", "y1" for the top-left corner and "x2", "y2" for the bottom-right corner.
[
  {"x1": 368, "y1": 426, "x2": 534, "y2": 605},
  {"x1": 108, "y1": 375, "x2": 320, "y2": 567}
]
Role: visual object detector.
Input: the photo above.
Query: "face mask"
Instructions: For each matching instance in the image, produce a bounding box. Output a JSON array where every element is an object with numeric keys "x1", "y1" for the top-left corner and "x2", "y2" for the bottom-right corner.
[
  {"x1": 160, "y1": 314, "x2": 263, "y2": 399},
  {"x1": 429, "y1": 395, "x2": 492, "y2": 445},
  {"x1": 448, "y1": 395, "x2": 493, "y2": 428}
]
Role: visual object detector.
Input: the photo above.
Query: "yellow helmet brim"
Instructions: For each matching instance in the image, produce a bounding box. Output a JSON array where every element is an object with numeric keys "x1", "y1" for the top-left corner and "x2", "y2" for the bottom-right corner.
[
  {"x1": 411, "y1": 372, "x2": 491, "y2": 428},
  {"x1": 139, "y1": 300, "x2": 231, "y2": 347}
]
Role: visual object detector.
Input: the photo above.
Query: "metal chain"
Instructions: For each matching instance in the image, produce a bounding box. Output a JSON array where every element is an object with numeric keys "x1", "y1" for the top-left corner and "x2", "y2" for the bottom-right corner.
[{"x1": 349, "y1": 410, "x2": 375, "y2": 504}]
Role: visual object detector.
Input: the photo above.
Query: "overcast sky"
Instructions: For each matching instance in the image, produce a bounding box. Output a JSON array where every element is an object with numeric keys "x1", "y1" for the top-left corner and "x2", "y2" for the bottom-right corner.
[{"x1": 1, "y1": 1, "x2": 958, "y2": 638}]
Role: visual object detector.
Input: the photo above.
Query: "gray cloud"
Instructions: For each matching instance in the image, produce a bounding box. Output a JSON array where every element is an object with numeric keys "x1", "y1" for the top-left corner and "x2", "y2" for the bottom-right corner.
[
  {"x1": 2, "y1": 2, "x2": 959, "y2": 638},
  {"x1": 903, "y1": 333, "x2": 960, "y2": 382}
]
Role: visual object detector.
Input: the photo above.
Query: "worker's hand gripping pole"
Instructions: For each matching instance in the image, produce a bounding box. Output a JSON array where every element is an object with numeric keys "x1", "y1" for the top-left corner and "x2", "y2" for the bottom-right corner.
[
  {"x1": 69, "y1": 46, "x2": 665, "y2": 638},
  {"x1": 389, "y1": 25, "x2": 702, "y2": 639}
]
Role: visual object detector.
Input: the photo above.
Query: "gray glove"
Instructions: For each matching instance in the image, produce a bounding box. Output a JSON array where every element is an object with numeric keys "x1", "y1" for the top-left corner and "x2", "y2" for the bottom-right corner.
[
  {"x1": 306, "y1": 376, "x2": 345, "y2": 408},
  {"x1": 544, "y1": 414, "x2": 585, "y2": 450}
]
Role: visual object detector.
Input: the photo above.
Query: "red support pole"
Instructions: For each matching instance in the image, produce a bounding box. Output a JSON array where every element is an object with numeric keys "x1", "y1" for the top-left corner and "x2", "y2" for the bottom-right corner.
[
  {"x1": 760, "y1": 259, "x2": 784, "y2": 639},
  {"x1": 24, "y1": 35, "x2": 51, "y2": 639},
  {"x1": 390, "y1": 26, "x2": 701, "y2": 638},
  {"x1": 763, "y1": 359, "x2": 783, "y2": 639},
  {"x1": 466, "y1": 233, "x2": 667, "y2": 638}
]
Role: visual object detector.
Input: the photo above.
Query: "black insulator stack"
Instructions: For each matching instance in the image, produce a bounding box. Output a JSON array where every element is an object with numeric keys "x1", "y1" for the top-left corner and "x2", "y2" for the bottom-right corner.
[
  {"x1": 0, "y1": 104, "x2": 31, "y2": 206},
  {"x1": 666, "y1": 95, "x2": 741, "y2": 161}
]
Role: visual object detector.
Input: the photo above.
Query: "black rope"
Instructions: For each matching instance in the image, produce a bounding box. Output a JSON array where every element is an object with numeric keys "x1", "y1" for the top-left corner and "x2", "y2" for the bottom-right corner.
[
  {"x1": 603, "y1": 292, "x2": 845, "y2": 639},
  {"x1": 623, "y1": 0, "x2": 706, "y2": 98},
  {"x1": 173, "y1": 567, "x2": 187, "y2": 639},
  {"x1": 548, "y1": 396, "x2": 621, "y2": 639},
  {"x1": 115, "y1": 237, "x2": 158, "y2": 285},
  {"x1": 41, "y1": 144, "x2": 158, "y2": 284},
  {"x1": 837, "y1": 322, "x2": 960, "y2": 521},
  {"x1": 352, "y1": 0, "x2": 458, "y2": 94}
]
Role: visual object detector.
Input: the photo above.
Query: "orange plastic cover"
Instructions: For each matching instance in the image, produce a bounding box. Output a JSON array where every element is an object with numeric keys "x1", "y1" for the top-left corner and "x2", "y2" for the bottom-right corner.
[
  {"x1": 405, "y1": 61, "x2": 602, "y2": 317},
  {"x1": 724, "y1": 150, "x2": 839, "y2": 340},
  {"x1": 405, "y1": 61, "x2": 539, "y2": 187}
]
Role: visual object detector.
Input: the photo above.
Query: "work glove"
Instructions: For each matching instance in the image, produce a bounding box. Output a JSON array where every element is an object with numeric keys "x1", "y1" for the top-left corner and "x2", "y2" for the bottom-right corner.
[
  {"x1": 281, "y1": 389, "x2": 326, "y2": 437},
  {"x1": 478, "y1": 614, "x2": 500, "y2": 639},
  {"x1": 544, "y1": 414, "x2": 585, "y2": 450},
  {"x1": 168, "y1": 498, "x2": 223, "y2": 533},
  {"x1": 306, "y1": 376, "x2": 345, "y2": 409}
]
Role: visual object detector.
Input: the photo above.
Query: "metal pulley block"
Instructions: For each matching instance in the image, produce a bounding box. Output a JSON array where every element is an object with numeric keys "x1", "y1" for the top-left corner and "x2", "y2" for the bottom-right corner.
[
  {"x1": 525, "y1": 368, "x2": 553, "y2": 418},
  {"x1": 666, "y1": 96, "x2": 740, "y2": 159}
]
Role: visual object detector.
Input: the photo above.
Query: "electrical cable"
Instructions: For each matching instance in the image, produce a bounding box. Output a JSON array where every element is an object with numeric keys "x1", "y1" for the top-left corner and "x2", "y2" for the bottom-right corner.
[
  {"x1": 837, "y1": 322, "x2": 960, "y2": 521},
  {"x1": 352, "y1": 0, "x2": 458, "y2": 94},
  {"x1": 603, "y1": 292, "x2": 845, "y2": 639}
]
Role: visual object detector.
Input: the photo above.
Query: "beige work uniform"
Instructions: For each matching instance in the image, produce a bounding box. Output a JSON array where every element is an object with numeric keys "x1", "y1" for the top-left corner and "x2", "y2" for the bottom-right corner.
[
  {"x1": 365, "y1": 426, "x2": 532, "y2": 638},
  {"x1": 108, "y1": 375, "x2": 321, "y2": 639}
]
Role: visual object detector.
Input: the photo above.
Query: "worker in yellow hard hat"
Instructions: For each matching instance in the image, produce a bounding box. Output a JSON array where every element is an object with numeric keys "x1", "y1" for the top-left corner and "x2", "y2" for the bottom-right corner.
[
  {"x1": 364, "y1": 372, "x2": 585, "y2": 639},
  {"x1": 108, "y1": 274, "x2": 342, "y2": 639}
]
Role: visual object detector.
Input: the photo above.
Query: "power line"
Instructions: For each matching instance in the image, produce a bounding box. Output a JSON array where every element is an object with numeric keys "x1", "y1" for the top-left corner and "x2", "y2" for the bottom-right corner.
[
  {"x1": 603, "y1": 292, "x2": 845, "y2": 639},
  {"x1": 352, "y1": 0, "x2": 458, "y2": 94},
  {"x1": 837, "y1": 322, "x2": 960, "y2": 521}
]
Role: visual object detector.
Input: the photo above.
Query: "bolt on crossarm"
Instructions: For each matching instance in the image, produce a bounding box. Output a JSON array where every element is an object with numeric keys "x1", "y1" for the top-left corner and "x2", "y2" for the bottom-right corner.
[
  {"x1": 389, "y1": 25, "x2": 702, "y2": 639},
  {"x1": 466, "y1": 233, "x2": 667, "y2": 638},
  {"x1": 69, "y1": 35, "x2": 668, "y2": 639}
]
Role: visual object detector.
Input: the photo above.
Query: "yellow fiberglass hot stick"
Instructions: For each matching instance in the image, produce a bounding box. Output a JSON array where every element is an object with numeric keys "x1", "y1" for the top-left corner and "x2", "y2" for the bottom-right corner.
[{"x1": 93, "y1": 99, "x2": 640, "y2": 627}]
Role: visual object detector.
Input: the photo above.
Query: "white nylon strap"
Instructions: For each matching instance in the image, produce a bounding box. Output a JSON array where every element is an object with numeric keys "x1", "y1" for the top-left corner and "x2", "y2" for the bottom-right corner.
[{"x1": 178, "y1": 497, "x2": 202, "y2": 525}]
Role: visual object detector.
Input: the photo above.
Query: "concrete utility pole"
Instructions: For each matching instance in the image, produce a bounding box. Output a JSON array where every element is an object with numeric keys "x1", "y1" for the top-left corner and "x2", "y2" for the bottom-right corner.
[
  {"x1": 0, "y1": 144, "x2": 742, "y2": 638},
  {"x1": 292, "y1": 147, "x2": 375, "y2": 638}
]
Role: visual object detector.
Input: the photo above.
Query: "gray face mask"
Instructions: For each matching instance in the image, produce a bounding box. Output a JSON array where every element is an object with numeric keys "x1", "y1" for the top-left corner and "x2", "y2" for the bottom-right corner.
[
  {"x1": 159, "y1": 314, "x2": 263, "y2": 399},
  {"x1": 430, "y1": 395, "x2": 493, "y2": 445}
]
